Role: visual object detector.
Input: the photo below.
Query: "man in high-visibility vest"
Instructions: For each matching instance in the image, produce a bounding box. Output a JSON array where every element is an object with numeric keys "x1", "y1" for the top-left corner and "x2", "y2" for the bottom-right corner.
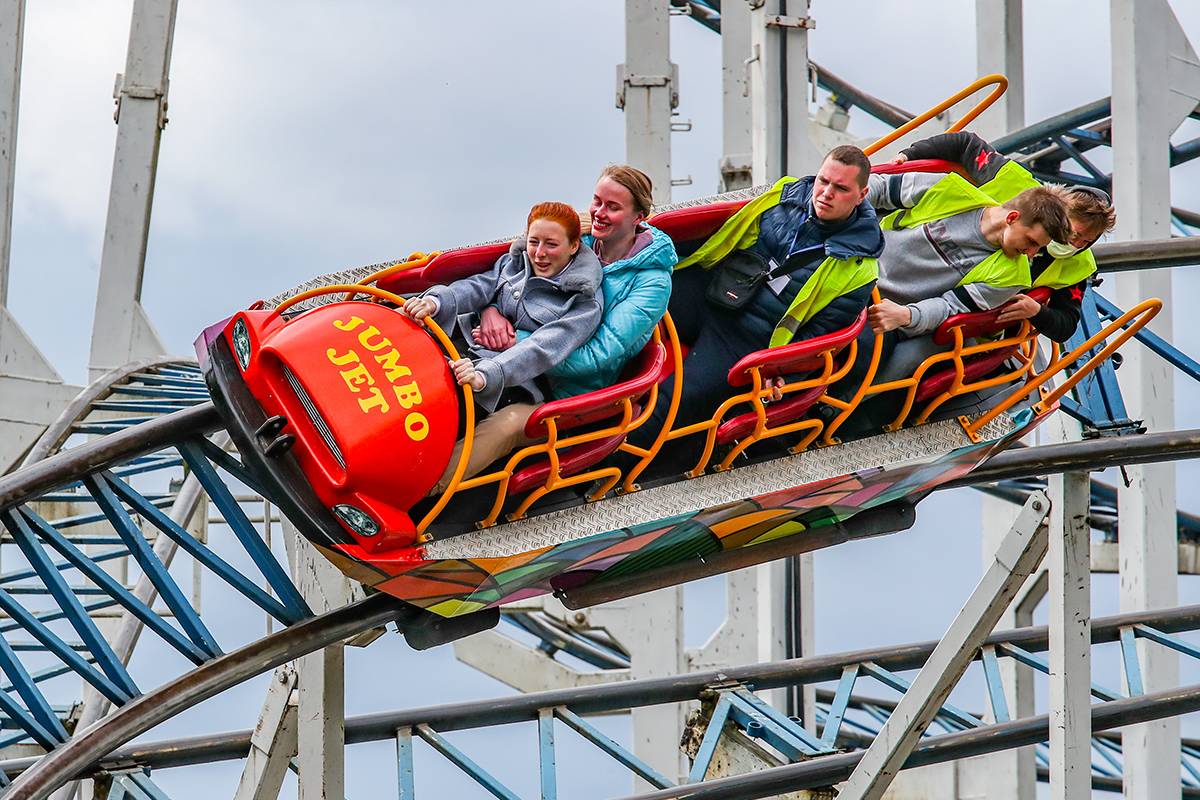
[
  {"x1": 622, "y1": 144, "x2": 885, "y2": 475},
  {"x1": 892, "y1": 130, "x2": 1115, "y2": 342},
  {"x1": 826, "y1": 165, "x2": 1071, "y2": 436},
  {"x1": 865, "y1": 173, "x2": 1072, "y2": 339}
]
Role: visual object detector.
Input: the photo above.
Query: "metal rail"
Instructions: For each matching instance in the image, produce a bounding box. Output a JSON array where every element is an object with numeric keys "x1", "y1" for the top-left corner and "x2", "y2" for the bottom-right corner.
[
  {"x1": 1093, "y1": 237, "x2": 1200, "y2": 273},
  {"x1": 619, "y1": 683, "x2": 1200, "y2": 800},
  {"x1": 1, "y1": 412, "x2": 1195, "y2": 795},
  {"x1": 16, "y1": 358, "x2": 202, "y2": 470},
  {"x1": 943, "y1": 427, "x2": 1200, "y2": 490},
  {"x1": 0, "y1": 403, "x2": 221, "y2": 511},
  {"x1": 3, "y1": 594, "x2": 416, "y2": 800},
  {"x1": 6, "y1": 601, "x2": 1200, "y2": 794}
]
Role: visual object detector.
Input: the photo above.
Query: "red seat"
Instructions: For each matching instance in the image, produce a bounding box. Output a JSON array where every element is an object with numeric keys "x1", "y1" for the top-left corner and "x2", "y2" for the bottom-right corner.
[
  {"x1": 725, "y1": 308, "x2": 867, "y2": 386},
  {"x1": 523, "y1": 337, "x2": 669, "y2": 439},
  {"x1": 649, "y1": 200, "x2": 748, "y2": 244},
  {"x1": 502, "y1": 333, "x2": 669, "y2": 501},
  {"x1": 913, "y1": 287, "x2": 1052, "y2": 405},
  {"x1": 932, "y1": 288, "x2": 1052, "y2": 346},
  {"x1": 695, "y1": 310, "x2": 867, "y2": 468},
  {"x1": 715, "y1": 385, "x2": 827, "y2": 445},
  {"x1": 378, "y1": 241, "x2": 513, "y2": 295},
  {"x1": 913, "y1": 346, "x2": 1019, "y2": 403},
  {"x1": 508, "y1": 420, "x2": 635, "y2": 496}
]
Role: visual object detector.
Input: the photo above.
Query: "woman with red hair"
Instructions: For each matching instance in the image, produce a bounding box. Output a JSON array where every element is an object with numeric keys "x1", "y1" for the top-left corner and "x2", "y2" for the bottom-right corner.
[{"x1": 403, "y1": 201, "x2": 604, "y2": 490}]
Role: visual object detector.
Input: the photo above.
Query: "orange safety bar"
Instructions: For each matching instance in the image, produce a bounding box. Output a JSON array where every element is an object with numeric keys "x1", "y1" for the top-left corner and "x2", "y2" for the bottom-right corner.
[
  {"x1": 863, "y1": 74, "x2": 1008, "y2": 157},
  {"x1": 617, "y1": 312, "x2": 688, "y2": 491},
  {"x1": 963, "y1": 298, "x2": 1163, "y2": 440},
  {"x1": 343, "y1": 252, "x2": 441, "y2": 300},
  {"x1": 427, "y1": 324, "x2": 674, "y2": 529},
  {"x1": 710, "y1": 331, "x2": 862, "y2": 472},
  {"x1": 616, "y1": 312, "x2": 864, "y2": 481},
  {"x1": 817, "y1": 290, "x2": 1045, "y2": 445}
]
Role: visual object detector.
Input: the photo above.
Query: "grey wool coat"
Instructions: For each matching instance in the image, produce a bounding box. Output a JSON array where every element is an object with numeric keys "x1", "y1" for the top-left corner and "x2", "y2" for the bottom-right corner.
[{"x1": 424, "y1": 240, "x2": 604, "y2": 412}]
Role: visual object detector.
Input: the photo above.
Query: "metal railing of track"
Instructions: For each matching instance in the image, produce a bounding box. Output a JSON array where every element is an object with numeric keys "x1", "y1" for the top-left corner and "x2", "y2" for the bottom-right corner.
[
  {"x1": 8, "y1": 604, "x2": 1200, "y2": 799},
  {"x1": 0, "y1": 384, "x2": 316, "y2": 786}
]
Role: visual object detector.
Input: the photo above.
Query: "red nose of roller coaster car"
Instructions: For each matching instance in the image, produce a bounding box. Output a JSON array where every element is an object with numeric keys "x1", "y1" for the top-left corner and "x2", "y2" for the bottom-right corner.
[{"x1": 226, "y1": 301, "x2": 459, "y2": 551}]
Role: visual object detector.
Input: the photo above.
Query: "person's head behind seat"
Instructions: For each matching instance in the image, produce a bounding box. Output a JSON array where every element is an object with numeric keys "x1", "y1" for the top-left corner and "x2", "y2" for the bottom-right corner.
[
  {"x1": 1065, "y1": 186, "x2": 1116, "y2": 249},
  {"x1": 814, "y1": 145, "x2": 871, "y2": 222},
  {"x1": 526, "y1": 201, "x2": 582, "y2": 277},
  {"x1": 999, "y1": 185, "x2": 1072, "y2": 259}
]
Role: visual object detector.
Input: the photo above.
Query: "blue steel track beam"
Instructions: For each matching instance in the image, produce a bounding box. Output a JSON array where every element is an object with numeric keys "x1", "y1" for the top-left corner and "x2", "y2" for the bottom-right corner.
[
  {"x1": 0, "y1": 581, "x2": 130, "y2": 707},
  {"x1": 616, "y1": 683, "x2": 1200, "y2": 800},
  {"x1": 176, "y1": 442, "x2": 311, "y2": 620},
  {"x1": 413, "y1": 723, "x2": 521, "y2": 800},
  {"x1": 0, "y1": 634, "x2": 67, "y2": 747},
  {"x1": 4, "y1": 593, "x2": 418, "y2": 800},
  {"x1": 0, "y1": 403, "x2": 222, "y2": 510},
  {"x1": 85, "y1": 473, "x2": 221, "y2": 659},
  {"x1": 9, "y1": 606, "x2": 1200, "y2": 796},
  {"x1": 1, "y1": 510, "x2": 139, "y2": 702},
  {"x1": 991, "y1": 98, "x2": 1113, "y2": 154},
  {"x1": 553, "y1": 707, "x2": 674, "y2": 790},
  {"x1": 103, "y1": 475, "x2": 299, "y2": 624},
  {"x1": 17, "y1": 509, "x2": 209, "y2": 664}
]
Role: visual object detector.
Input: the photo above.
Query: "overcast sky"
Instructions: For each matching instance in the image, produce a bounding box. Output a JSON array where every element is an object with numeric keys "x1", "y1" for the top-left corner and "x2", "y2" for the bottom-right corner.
[{"x1": 7, "y1": 2, "x2": 1200, "y2": 798}]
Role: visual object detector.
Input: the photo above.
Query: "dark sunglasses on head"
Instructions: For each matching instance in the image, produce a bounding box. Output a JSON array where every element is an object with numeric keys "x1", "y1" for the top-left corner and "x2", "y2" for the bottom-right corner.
[{"x1": 1070, "y1": 185, "x2": 1112, "y2": 208}]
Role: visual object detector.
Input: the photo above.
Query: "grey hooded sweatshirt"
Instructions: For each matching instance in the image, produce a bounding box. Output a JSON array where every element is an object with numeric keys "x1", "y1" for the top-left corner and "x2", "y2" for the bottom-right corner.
[{"x1": 424, "y1": 240, "x2": 604, "y2": 412}]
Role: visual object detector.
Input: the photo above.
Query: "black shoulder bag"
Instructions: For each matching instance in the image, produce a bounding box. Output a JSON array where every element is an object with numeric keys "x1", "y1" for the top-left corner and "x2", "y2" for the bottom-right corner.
[{"x1": 705, "y1": 249, "x2": 772, "y2": 310}]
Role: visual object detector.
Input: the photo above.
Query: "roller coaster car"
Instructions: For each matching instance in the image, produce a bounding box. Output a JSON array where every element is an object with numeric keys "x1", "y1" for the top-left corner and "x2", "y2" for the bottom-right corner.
[{"x1": 201, "y1": 162, "x2": 1159, "y2": 645}]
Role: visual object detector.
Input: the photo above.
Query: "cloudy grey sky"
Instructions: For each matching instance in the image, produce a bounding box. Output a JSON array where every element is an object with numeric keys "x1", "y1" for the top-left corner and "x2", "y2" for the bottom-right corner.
[{"x1": 8, "y1": 1, "x2": 1200, "y2": 797}]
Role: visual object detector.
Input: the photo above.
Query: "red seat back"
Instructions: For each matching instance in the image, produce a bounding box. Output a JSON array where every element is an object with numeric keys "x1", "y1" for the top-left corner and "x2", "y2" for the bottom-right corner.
[
  {"x1": 524, "y1": 333, "x2": 670, "y2": 438},
  {"x1": 726, "y1": 308, "x2": 867, "y2": 386},
  {"x1": 933, "y1": 287, "x2": 1052, "y2": 346}
]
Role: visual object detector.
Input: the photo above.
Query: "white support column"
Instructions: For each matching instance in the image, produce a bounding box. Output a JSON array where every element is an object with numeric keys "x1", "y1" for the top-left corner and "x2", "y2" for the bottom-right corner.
[
  {"x1": 88, "y1": 0, "x2": 175, "y2": 378},
  {"x1": 718, "y1": 0, "x2": 752, "y2": 190},
  {"x1": 0, "y1": 0, "x2": 18, "y2": 308},
  {"x1": 748, "y1": 0, "x2": 816, "y2": 184},
  {"x1": 296, "y1": 645, "x2": 344, "y2": 800},
  {"x1": 285, "y1": 521, "x2": 354, "y2": 800},
  {"x1": 974, "y1": 0, "x2": 1024, "y2": 139},
  {"x1": 600, "y1": 588, "x2": 687, "y2": 789},
  {"x1": 1110, "y1": 2, "x2": 1180, "y2": 798},
  {"x1": 788, "y1": 554, "x2": 816, "y2": 731},
  {"x1": 978, "y1": 493, "x2": 1040, "y2": 800},
  {"x1": 234, "y1": 667, "x2": 299, "y2": 800},
  {"x1": 620, "y1": 0, "x2": 675, "y2": 206},
  {"x1": 1048, "y1": 471, "x2": 1091, "y2": 799},
  {"x1": 0, "y1": 0, "x2": 79, "y2": 473},
  {"x1": 689, "y1": 561, "x2": 788, "y2": 711},
  {"x1": 839, "y1": 492, "x2": 1050, "y2": 800}
]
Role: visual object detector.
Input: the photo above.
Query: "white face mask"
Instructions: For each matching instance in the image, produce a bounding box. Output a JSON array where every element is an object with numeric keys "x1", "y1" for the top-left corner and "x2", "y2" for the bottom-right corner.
[{"x1": 1047, "y1": 241, "x2": 1081, "y2": 259}]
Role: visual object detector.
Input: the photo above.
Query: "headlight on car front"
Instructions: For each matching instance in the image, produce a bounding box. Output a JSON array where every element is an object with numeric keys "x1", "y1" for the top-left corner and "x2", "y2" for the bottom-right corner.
[
  {"x1": 333, "y1": 504, "x2": 379, "y2": 537},
  {"x1": 232, "y1": 318, "x2": 252, "y2": 370}
]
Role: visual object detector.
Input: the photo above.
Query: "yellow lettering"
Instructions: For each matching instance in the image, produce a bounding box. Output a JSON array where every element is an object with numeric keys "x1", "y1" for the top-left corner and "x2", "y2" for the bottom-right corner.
[
  {"x1": 326, "y1": 347, "x2": 360, "y2": 367},
  {"x1": 404, "y1": 412, "x2": 429, "y2": 441},
  {"x1": 357, "y1": 325, "x2": 392, "y2": 352},
  {"x1": 333, "y1": 316, "x2": 364, "y2": 332},
  {"x1": 339, "y1": 363, "x2": 374, "y2": 394},
  {"x1": 374, "y1": 349, "x2": 413, "y2": 383},
  {"x1": 392, "y1": 381, "x2": 423, "y2": 410},
  {"x1": 357, "y1": 387, "x2": 390, "y2": 414}
]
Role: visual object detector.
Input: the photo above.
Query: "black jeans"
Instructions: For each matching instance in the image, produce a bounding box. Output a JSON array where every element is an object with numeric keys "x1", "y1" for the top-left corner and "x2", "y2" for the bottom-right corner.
[{"x1": 623, "y1": 268, "x2": 769, "y2": 474}]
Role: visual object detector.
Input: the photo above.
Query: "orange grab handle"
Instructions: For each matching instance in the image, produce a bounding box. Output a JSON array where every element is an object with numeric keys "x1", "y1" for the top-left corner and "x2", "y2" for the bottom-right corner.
[
  {"x1": 863, "y1": 74, "x2": 1008, "y2": 157},
  {"x1": 965, "y1": 297, "x2": 1163, "y2": 438}
]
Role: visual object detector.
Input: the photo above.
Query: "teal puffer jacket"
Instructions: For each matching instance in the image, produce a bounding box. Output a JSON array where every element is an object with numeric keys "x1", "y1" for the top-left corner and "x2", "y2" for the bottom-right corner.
[{"x1": 535, "y1": 224, "x2": 677, "y2": 399}]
